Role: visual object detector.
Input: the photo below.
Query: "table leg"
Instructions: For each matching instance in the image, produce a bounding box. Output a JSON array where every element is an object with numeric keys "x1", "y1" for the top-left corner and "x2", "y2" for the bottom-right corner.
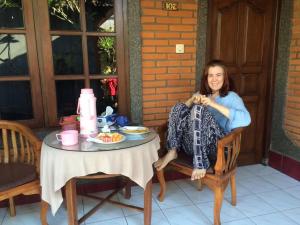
[
  {"x1": 144, "y1": 180, "x2": 152, "y2": 225},
  {"x1": 40, "y1": 200, "x2": 49, "y2": 225},
  {"x1": 65, "y1": 178, "x2": 78, "y2": 225}
]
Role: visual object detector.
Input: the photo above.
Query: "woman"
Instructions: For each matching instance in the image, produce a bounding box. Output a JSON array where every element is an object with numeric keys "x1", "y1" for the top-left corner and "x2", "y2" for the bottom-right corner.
[{"x1": 154, "y1": 60, "x2": 251, "y2": 180}]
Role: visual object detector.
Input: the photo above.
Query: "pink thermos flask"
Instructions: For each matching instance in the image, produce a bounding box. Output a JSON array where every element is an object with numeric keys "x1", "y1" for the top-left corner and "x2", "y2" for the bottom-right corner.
[{"x1": 77, "y1": 89, "x2": 97, "y2": 137}]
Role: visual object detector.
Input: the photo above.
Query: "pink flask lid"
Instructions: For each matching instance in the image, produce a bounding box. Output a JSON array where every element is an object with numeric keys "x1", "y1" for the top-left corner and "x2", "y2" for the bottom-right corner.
[{"x1": 81, "y1": 88, "x2": 93, "y2": 94}]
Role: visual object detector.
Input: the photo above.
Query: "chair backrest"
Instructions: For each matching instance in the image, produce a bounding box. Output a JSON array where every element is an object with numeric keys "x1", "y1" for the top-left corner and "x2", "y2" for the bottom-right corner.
[
  {"x1": 0, "y1": 120, "x2": 42, "y2": 173},
  {"x1": 155, "y1": 122, "x2": 168, "y2": 157},
  {"x1": 214, "y1": 127, "x2": 244, "y2": 176}
]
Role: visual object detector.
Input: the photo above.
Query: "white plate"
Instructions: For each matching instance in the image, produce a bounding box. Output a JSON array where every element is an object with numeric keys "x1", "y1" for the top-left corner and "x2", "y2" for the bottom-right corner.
[
  {"x1": 87, "y1": 135, "x2": 125, "y2": 144},
  {"x1": 119, "y1": 126, "x2": 150, "y2": 135}
]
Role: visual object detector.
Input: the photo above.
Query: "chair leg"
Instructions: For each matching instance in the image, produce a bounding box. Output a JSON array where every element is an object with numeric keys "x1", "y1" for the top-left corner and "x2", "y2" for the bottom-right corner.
[
  {"x1": 8, "y1": 197, "x2": 16, "y2": 217},
  {"x1": 156, "y1": 169, "x2": 166, "y2": 202},
  {"x1": 230, "y1": 175, "x2": 237, "y2": 206},
  {"x1": 214, "y1": 187, "x2": 224, "y2": 225},
  {"x1": 40, "y1": 200, "x2": 49, "y2": 225},
  {"x1": 124, "y1": 180, "x2": 132, "y2": 199},
  {"x1": 196, "y1": 179, "x2": 203, "y2": 191}
]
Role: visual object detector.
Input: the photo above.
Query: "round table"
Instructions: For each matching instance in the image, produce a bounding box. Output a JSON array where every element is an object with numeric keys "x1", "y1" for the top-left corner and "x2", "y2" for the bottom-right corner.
[{"x1": 40, "y1": 129, "x2": 160, "y2": 225}]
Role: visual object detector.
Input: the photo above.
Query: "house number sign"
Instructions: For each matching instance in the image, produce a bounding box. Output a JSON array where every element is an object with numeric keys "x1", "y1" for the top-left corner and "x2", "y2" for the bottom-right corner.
[{"x1": 162, "y1": 1, "x2": 179, "y2": 11}]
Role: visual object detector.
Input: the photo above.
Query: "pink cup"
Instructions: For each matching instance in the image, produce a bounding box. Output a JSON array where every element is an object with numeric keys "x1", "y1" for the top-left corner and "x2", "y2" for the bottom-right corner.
[{"x1": 56, "y1": 130, "x2": 79, "y2": 146}]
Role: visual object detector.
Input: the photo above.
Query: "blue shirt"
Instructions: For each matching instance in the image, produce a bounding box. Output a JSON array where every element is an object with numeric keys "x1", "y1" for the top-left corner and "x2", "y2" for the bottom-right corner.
[{"x1": 207, "y1": 91, "x2": 251, "y2": 133}]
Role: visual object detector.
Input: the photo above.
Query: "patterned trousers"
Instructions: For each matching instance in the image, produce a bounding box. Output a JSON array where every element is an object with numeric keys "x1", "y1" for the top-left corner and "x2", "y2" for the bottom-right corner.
[{"x1": 167, "y1": 103, "x2": 224, "y2": 169}]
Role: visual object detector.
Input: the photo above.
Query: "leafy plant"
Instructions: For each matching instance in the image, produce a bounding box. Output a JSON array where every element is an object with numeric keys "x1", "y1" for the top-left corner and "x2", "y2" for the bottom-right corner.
[
  {"x1": 0, "y1": 0, "x2": 20, "y2": 8},
  {"x1": 48, "y1": 0, "x2": 80, "y2": 25}
]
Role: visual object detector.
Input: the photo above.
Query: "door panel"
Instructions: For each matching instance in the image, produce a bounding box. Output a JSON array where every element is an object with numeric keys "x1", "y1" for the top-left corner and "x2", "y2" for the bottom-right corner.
[{"x1": 207, "y1": 0, "x2": 279, "y2": 164}]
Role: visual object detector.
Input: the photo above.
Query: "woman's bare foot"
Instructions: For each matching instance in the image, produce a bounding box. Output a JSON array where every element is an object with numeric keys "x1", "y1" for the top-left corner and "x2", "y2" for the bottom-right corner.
[
  {"x1": 191, "y1": 168, "x2": 206, "y2": 180},
  {"x1": 154, "y1": 149, "x2": 178, "y2": 171}
]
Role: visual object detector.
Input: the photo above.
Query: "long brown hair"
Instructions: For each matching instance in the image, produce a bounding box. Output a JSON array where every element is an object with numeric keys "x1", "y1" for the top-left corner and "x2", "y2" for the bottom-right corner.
[{"x1": 200, "y1": 59, "x2": 230, "y2": 97}]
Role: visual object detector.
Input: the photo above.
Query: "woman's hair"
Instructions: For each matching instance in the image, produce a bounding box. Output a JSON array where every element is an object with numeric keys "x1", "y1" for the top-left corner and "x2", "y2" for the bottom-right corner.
[{"x1": 200, "y1": 59, "x2": 230, "y2": 97}]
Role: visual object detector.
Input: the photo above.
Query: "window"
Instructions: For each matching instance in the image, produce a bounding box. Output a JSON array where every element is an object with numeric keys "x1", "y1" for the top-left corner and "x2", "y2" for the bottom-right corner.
[{"x1": 0, "y1": 0, "x2": 129, "y2": 127}]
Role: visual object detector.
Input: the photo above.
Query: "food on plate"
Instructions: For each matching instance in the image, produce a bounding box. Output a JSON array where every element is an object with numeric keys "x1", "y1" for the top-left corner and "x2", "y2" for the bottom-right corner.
[
  {"x1": 96, "y1": 132, "x2": 123, "y2": 143},
  {"x1": 121, "y1": 126, "x2": 149, "y2": 134}
]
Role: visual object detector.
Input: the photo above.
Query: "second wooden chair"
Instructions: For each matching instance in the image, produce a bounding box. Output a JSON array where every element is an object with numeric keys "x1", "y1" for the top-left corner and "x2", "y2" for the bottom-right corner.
[
  {"x1": 156, "y1": 122, "x2": 244, "y2": 225},
  {"x1": 0, "y1": 120, "x2": 42, "y2": 216}
]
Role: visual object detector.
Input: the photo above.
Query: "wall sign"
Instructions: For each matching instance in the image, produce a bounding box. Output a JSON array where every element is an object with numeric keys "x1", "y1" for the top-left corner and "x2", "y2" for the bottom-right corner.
[{"x1": 162, "y1": 1, "x2": 179, "y2": 11}]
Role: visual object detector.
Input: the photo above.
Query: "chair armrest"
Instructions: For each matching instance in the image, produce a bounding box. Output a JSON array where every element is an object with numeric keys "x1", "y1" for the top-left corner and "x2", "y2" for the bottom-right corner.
[{"x1": 214, "y1": 127, "x2": 245, "y2": 175}]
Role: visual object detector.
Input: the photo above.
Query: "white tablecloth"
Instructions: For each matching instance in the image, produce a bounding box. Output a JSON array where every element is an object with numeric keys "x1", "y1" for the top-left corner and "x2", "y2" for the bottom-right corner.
[{"x1": 40, "y1": 135, "x2": 160, "y2": 215}]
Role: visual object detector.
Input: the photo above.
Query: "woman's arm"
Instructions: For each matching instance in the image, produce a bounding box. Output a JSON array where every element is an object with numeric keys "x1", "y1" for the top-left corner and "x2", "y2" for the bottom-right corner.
[{"x1": 201, "y1": 96, "x2": 230, "y2": 118}]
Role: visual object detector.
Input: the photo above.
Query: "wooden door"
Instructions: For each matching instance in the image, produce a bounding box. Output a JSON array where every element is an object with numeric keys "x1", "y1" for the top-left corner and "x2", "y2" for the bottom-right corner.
[{"x1": 206, "y1": 0, "x2": 280, "y2": 165}]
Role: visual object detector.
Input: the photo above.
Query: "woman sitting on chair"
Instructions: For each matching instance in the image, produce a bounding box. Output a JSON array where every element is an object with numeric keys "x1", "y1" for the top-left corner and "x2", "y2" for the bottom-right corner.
[{"x1": 154, "y1": 59, "x2": 251, "y2": 180}]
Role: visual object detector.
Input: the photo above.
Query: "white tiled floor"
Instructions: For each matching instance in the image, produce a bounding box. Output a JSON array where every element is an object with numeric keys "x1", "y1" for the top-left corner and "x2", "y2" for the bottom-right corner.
[{"x1": 1, "y1": 164, "x2": 300, "y2": 225}]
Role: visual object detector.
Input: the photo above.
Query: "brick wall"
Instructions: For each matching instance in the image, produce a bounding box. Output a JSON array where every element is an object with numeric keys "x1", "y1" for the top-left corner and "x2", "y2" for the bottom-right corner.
[
  {"x1": 140, "y1": 0, "x2": 198, "y2": 126},
  {"x1": 284, "y1": 0, "x2": 300, "y2": 146}
]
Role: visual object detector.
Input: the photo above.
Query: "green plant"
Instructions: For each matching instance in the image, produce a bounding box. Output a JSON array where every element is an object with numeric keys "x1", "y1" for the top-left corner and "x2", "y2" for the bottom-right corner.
[{"x1": 0, "y1": 0, "x2": 20, "y2": 8}]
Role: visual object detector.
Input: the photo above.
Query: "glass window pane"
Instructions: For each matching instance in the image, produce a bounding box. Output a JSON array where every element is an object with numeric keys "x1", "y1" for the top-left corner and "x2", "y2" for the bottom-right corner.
[
  {"x1": 0, "y1": 0, "x2": 23, "y2": 29},
  {"x1": 56, "y1": 80, "x2": 84, "y2": 118},
  {"x1": 85, "y1": 0, "x2": 115, "y2": 32},
  {"x1": 90, "y1": 78, "x2": 118, "y2": 115},
  {"x1": 0, "y1": 34, "x2": 28, "y2": 76},
  {"x1": 0, "y1": 81, "x2": 33, "y2": 120},
  {"x1": 48, "y1": 0, "x2": 80, "y2": 31},
  {"x1": 52, "y1": 35, "x2": 83, "y2": 75},
  {"x1": 87, "y1": 36, "x2": 116, "y2": 75}
]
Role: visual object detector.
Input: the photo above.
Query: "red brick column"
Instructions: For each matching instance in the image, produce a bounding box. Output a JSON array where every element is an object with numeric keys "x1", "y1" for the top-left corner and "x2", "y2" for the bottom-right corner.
[
  {"x1": 284, "y1": 0, "x2": 300, "y2": 146},
  {"x1": 140, "y1": 0, "x2": 198, "y2": 126}
]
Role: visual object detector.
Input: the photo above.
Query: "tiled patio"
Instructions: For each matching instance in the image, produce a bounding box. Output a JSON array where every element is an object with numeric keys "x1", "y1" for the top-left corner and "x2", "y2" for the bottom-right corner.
[{"x1": 1, "y1": 164, "x2": 299, "y2": 225}]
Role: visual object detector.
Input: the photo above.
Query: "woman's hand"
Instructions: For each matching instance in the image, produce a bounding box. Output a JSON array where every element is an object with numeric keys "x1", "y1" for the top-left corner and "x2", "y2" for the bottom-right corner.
[
  {"x1": 185, "y1": 93, "x2": 202, "y2": 107},
  {"x1": 200, "y1": 95, "x2": 213, "y2": 106},
  {"x1": 192, "y1": 93, "x2": 202, "y2": 104},
  {"x1": 191, "y1": 168, "x2": 206, "y2": 180}
]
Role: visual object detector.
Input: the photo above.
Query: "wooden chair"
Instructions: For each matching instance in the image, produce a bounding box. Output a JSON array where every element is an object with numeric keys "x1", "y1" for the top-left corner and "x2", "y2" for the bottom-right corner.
[
  {"x1": 156, "y1": 122, "x2": 244, "y2": 225},
  {"x1": 0, "y1": 120, "x2": 42, "y2": 216}
]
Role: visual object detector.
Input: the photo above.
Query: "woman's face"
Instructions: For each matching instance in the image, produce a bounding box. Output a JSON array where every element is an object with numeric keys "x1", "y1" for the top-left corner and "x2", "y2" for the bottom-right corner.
[{"x1": 207, "y1": 66, "x2": 224, "y2": 94}]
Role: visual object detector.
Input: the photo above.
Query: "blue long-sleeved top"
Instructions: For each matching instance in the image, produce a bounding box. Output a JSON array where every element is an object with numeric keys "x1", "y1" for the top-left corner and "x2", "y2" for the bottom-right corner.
[{"x1": 207, "y1": 91, "x2": 251, "y2": 133}]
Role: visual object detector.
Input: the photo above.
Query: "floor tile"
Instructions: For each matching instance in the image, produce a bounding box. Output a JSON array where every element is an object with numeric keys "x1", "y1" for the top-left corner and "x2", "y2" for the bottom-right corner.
[
  {"x1": 196, "y1": 201, "x2": 247, "y2": 224},
  {"x1": 181, "y1": 186, "x2": 215, "y2": 204},
  {"x1": 152, "y1": 181, "x2": 182, "y2": 197},
  {"x1": 250, "y1": 212, "x2": 298, "y2": 225},
  {"x1": 236, "y1": 166, "x2": 257, "y2": 180},
  {"x1": 0, "y1": 208, "x2": 7, "y2": 224},
  {"x1": 241, "y1": 164, "x2": 280, "y2": 176},
  {"x1": 163, "y1": 205, "x2": 211, "y2": 225},
  {"x1": 153, "y1": 187, "x2": 193, "y2": 209},
  {"x1": 224, "y1": 182, "x2": 252, "y2": 199},
  {"x1": 234, "y1": 195, "x2": 277, "y2": 217},
  {"x1": 2, "y1": 212, "x2": 40, "y2": 225},
  {"x1": 237, "y1": 176, "x2": 279, "y2": 194},
  {"x1": 86, "y1": 217, "x2": 127, "y2": 225},
  {"x1": 117, "y1": 193, "x2": 160, "y2": 216},
  {"x1": 261, "y1": 172, "x2": 300, "y2": 189},
  {"x1": 256, "y1": 190, "x2": 300, "y2": 211},
  {"x1": 222, "y1": 218, "x2": 256, "y2": 225},
  {"x1": 126, "y1": 210, "x2": 170, "y2": 225},
  {"x1": 2, "y1": 164, "x2": 299, "y2": 225},
  {"x1": 82, "y1": 192, "x2": 124, "y2": 224},
  {"x1": 47, "y1": 199, "x2": 84, "y2": 225},
  {"x1": 127, "y1": 185, "x2": 145, "y2": 196},
  {"x1": 284, "y1": 186, "x2": 300, "y2": 200},
  {"x1": 173, "y1": 179, "x2": 198, "y2": 190},
  {"x1": 282, "y1": 207, "x2": 300, "y2": 224},
  {"x1": 14, "y1": 202, "x2": 40, "y2": 215}
]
